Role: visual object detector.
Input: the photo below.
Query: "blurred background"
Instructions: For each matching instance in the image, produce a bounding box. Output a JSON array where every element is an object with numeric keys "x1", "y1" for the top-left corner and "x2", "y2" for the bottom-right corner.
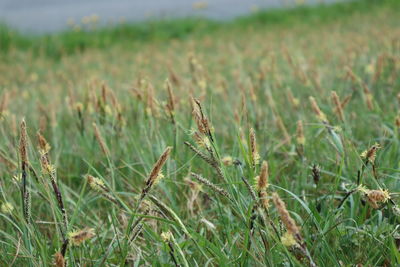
[{"x1": 0, "y1": 0, "x2": 338, "y2": 33}]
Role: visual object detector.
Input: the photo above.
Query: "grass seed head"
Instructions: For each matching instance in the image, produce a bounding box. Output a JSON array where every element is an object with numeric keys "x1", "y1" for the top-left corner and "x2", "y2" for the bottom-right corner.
[
  {"x1": 222, "y1": 156, "x2": 233, "y2": 166},
  {"x1": 309, "y1": 96, "x2": 327, "y2": 123},
  {"x1": 93, "y1": 123, "x2": 109, "y2": 157},
  {"x1": 250, "y1": 128, "x2": 260, "y2": 166},
  {"x1": 161, "y1": 231, "x2": 173, "y2": 242},
  {"x1": 147, "y1": 146, "x2": 172, "y2": 186},
  {"x1": 259, "y1": 190, "x2": 270, "y2": 209},
  {"x1": 272, "y1": 192, "x2": 300, "y2": 235},
  {"x1": 311, "y1": 164, "x2": 321, "y2": 185},
  {"x1": 281, "y1": 231, "x2": 298, "y2": 247},
  {"x1": 255, "y1": 161, "x2": 269, "y2": 191},
  {"x1": 68, "y1": 227, "x2": 95, "y2": 246},
  {"x1": 395, "y1": 115, "x2": 400, "y2": 129},
  {"x1": 331, "y1": 91, "x2": 344, "y2": 121},
  {"x1": 87, "y1": 175, "x2": 106, "y2": 192},
  {"x1": 1, "y1": 202, "x2": 14, "y2": 214},
  {"x1": 37, "y1": 132, "x2": 51, "y2": 154},
  {"x1": 53, "y1": 252, "x2": 65, "y2": 267},
  {"x1": 296, "y1": 120, "x2": 305, "y2": 145},
  {"x1": 360, "y1": 142, "x2": 381, "y2": 164},
  {"x1": 19, "y1": 119, "x2": 28, "y2": 165}
]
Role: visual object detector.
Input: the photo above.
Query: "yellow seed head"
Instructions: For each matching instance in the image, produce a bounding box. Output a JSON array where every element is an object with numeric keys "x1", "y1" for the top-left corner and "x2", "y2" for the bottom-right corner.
[
  {"x1": 281, "y1": 231, "x2": 298, "y2": 247},
  {"x1": 222, "y1": 156, "x2": 233, "y2": 166},
  {"x1": 87, "y1": 175, "x2": 105, "y2": 192},
  {"x1": 331, "y1": 91, "x2": 344, "y2": 121},
  {"x1": 309, "y1": 96, "x2": 327, "y2": 122},
  {"x1": 37, "y1": 132, "x2": 51, "y2": 154},
  {"x1": 161, "y1": 231, "x2": 173, "y2": 242},
  {"x1": 296, "y1": 120, "x2": 305, "y2": 145},
  {"x1": 1, "y1": 202, "x2": 14, "y2": 214}
]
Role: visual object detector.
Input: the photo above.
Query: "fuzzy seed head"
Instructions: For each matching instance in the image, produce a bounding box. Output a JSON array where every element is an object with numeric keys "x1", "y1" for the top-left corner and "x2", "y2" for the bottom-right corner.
[
  {"x1": 296, "y1": 120, "x2": 305, "y2": 145},
  {"x1": 259, "y1": 190, "x2": 270, "y2": 209},
  {"x1": 37, "y1": 132, "x2": 51, "y2": 154},
  {"x1": 68, "y1": 228, "x2": 95, "y2": 246},
  {"x1": 87, "y1": 175, "x2": 105, "y2": 192},
  {"x1": 360, "y1": 143, "x2": 381, "y2": 164},
  {"x1": 1, "y1": 202, "x2": 14, "y2": 214},
  {"x1": 93, "y1": 123, "x2": 109, "y2": 156},
  {"x1": 331, "y1": 91, "x2": 344, "y2": 121},
  {"x1": 256, "y1": 161, "x2": 269, "y2": 191},
  {"x1": 281, "y1": 231, "x2": 298, "y2": 247},
  {"x1": 395, "y1": 116, "x2": 400, "y2": 128},
  {"x1": 53, "y1": 252, "x2": 65, "y2": 267},
  {"x1": 161, "y1": 231, "x2": 173, "y2": 242},
  {"x1": 222, "y1": 156, "x2": 233, "y2": 166},
  {"x1": 19, "y1": 119, "x2": 28, "y2": 165},
  {"x1": 309, "y1": 96, "x2": 327, "y2": 122},
  {"x1": 250, "y1": 128, "x2": 260, "y2": 165},
  {"x1": 272, "y1": 192, "x2": 300, "y2": 235},
  {"x1": 147, "y1": 146, "x2": 172, "y2": 186}
]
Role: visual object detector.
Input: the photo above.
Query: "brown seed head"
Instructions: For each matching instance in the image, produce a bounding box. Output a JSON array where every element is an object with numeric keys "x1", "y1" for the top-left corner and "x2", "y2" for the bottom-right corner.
[
  {"x1": 191, "y1": 98, "x2": 210, "y2": 136},
  {"x1": 68, "y1": 227, "x2": 95, "y2": 246},
  {"x1": 259, "y1": 190, "x2": 270, "y2": 209},
  {"x1": 165, "y1": 79, "x2": 176, "y2": 117},
  {"x1": 276, "y1": 116, "x2": 291, "y2": 144},
  {"x1": 309, "y1": 96, "x2": 327, "y2": 122},
  {"x1": 331, "y1": 91, "x2": 344, "y2": 121},
  {"x1": 272, "y1": 192, "x2": 300, "y2": 235},
  {"x1": 395, "y1": 115, "x2": 400, "y2": 128},
  {"x1": 250, "y1": 128, "x2": 260, "y2": 165},
  {"x1": 256, "y1": 161, "x2": 269, "y2": 191},
  {"x1": 93, "y1": 123, "x2": 109, "y2": 156},
  {"x1": 147, "y1": 147, "x2": 172, "y2": 186},
  {"x1": 19, "y1": 119, "x2": 28, "y2": 165},
  {"x1": 53, "y1": 252, "x2": 65, "y2": 267},
  {"x1": 296, "y1": 120, "x2": 305, "y2": 145},
  {"x1": 367, "y1": 189, "x2": 390, "y2": 205},
  {"x1": 37, "y1": 132, "x2": 51, "y2": 154},
  {"x1": 360, "y1": 143, "x2": 381, "y2": 164}
]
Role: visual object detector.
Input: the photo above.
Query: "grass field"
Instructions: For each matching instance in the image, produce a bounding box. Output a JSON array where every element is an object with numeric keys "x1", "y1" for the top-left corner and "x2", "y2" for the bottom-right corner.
[{"x1": 1, "y1": 0, "x2": 400, "y2": 266}]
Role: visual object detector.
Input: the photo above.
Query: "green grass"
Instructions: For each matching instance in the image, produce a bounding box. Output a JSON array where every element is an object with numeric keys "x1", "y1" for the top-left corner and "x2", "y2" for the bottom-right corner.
[
  {"x1": 0, "y1": 0, "x2": 400, "y2": 266},
  {"x1": 1, "y1": 0, "x2": 399, "y2": 58}
]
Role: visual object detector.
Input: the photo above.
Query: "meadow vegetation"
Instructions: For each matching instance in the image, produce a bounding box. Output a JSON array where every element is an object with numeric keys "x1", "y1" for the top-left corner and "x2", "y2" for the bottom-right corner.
[{"x1": 0, "y1": 0, "x2": 400, "y2": 266}]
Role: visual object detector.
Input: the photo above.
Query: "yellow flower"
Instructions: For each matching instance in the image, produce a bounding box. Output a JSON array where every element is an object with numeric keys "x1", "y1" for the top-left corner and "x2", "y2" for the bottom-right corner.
[
  {"x1": 75, "y1": 102, "x2": 84, "y2": 112},
  {"x1": 222, "y1": 156, "x2": 233, "y2": 166},
  {"x1": 13, "y1": 174, "x2": 22, "y2": 183},
  {"x1": 87, "y1": 175, "x2": 105, "y2": 192},
  {"x1": 281, "y1": 231, "x2": 297, "y2": 247},
  {"x1": 153, "y1": 172, "x2": 164, "y2": 185},
  {"x1": 1, "y1": 202, "x2": 14, "y2": 214},
  {"x1": 161, "y1": 231, "x2": 173, "y2": 242}
]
